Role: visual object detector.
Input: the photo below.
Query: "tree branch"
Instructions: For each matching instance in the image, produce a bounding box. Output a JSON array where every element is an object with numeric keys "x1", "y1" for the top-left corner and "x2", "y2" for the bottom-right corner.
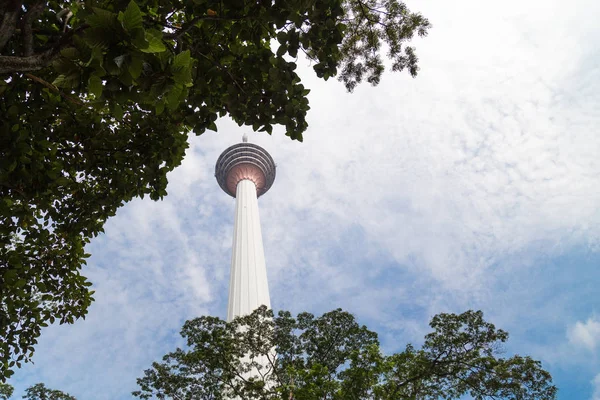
[
  {"x1": 0, "y1": 0, "x2": 23, "y2": 51},
  {"x1": 24, "y1": 72, "x2": 84, "y2": 106},
  {"x1": 197, "y1": 51, "x2": 246, "y2": 95},
  {"x1": 0, "y1": 23, "x2": 87, "y2": 74},
  {"x1": 0, "y1": 49, "x2": 56, "y2": 73},
  {"x1": 22, "y1": 0, "x2": 45, "y2": 56},
  {"x1": 164, "y1": 15, "x2": 252, "y2": 40}
]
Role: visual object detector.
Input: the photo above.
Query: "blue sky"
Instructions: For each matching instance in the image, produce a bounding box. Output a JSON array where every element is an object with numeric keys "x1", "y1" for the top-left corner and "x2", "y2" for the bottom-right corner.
[{"x1": 8, "y1": 0, "x2": 600, "y2": 398}]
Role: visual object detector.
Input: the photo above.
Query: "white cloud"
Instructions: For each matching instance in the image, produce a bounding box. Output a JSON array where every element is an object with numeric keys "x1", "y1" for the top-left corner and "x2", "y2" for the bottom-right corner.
[
  {"x1": 569, "y1": 317, "x2": 600, "y2": 352},
  {"x1": 592, "y1": 373, "x2": 600, "y2": 400}
]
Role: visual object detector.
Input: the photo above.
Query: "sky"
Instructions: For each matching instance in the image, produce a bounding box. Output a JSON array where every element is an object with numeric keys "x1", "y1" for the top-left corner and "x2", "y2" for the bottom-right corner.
[{"x1": 8, "y1": 0, "x2": 600, "y2": 398}]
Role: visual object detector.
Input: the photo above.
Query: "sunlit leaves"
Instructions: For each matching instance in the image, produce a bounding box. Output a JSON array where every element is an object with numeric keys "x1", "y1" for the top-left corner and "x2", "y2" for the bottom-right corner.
[
  {"x1": 22, "y1": 383, "x2": 76, "y2": 400},
  {"x1": 0, "y1": 383, "x2": 13, "y2": 400},
  {"x1": 133, "y1": 307, "x2": 556, "y2": 400}
]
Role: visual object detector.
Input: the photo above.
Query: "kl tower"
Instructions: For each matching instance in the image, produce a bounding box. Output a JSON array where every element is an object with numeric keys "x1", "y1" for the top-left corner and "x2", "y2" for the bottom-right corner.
[{"x1": 215, "y1": 134, "x2": 276, "y2": 322}]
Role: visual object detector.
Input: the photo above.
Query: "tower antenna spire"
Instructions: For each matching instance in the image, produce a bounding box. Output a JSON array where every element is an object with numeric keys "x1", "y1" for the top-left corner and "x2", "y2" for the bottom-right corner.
[{"x1": 242, "y1": 133, "x2": 248, "y2": 143}]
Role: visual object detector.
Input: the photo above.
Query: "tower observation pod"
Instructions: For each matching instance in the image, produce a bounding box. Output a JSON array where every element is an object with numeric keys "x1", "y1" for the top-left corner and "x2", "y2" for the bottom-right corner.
[{"x1": 215, "y1": 135, "x2": 276, "y2": 322}]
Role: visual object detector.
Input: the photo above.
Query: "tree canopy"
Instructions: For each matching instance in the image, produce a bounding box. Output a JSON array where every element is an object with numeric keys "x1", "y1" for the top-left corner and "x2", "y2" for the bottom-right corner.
[
  {"x1": 135, "y1": 306, "x2": 557, "y2": 399},
  {"x1": 0, "y1": 0, "x2": 430, "y2": 380},
  {"x1": 0, "y1": 383, "x2": 75, "y2": 400},
  {"x1": 0, "y1": 383, "x2": 13, "y2": 400},
  {"x1": 22, "y1": 383, "x2": 75, "y2": 400}
]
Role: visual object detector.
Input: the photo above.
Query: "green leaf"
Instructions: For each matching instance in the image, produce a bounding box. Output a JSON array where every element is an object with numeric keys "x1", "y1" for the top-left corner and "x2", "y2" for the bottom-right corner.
[
  {"x1": 155, "y1": 101, "x2": 165, "y2": 115},
  {"x1": 55, "y1": 176, "x2": 71, "y2": 186},
  {"x1": 220, "y1": 54, "x2": 235, "y2": 64},
  {"x1": 141, "y1": 29, "x2": 166, "y2": 53},
  {"x1": 88, "y1": 75, "x2": 103, "y2": 97},
  {"x1": 277, "y1": 44, "x2": 287, "y2": 57},
  {"x1": 166, "y1": 84, "x2": 183, "y2": 111},
  {"x1": 112, "y1": 103, "x2": 124, "y2": 120},
  {"x1": 88, "y1": 7, "x2": 119, "y2": 31},
  {"x1": 83, "y1": 27, "x2": 109, "y2": 48},
  {"x1": 259, "y1": 124, "x2": 273, "y2": 134},
  {"x1": 59, "y1": 47, "x2": 79, "y2": 60},
  {"x1": 128, "y1": 55, "x2": 144, "y2": 79},
  {"x1": 3, "y1": 269, "x2": 17, "y2": 282},
  {"x1": 172, "y1": 50, "x2": 191, "y2": 69},
  {"x1": 51, "y1": 75, "x2": 67, "y2": 88},
  {"x1": 277, "y1": 31, "x2": 287, "y2": 44},
  {"x1": 119, "y1": 1, "x2": 143, "y2": 33},
  {"x1": 131, "y1": 29, "x2": 149, "y2": 49}
]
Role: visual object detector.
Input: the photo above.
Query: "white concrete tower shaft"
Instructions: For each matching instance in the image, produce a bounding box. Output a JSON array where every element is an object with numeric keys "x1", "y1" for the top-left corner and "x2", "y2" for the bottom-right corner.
[
  {"x1": 228, "y1": 178, "x2": 270, "y2": 321},
  {"x1": 215, "y1": 141, "x2": 276, "y2": 322}
]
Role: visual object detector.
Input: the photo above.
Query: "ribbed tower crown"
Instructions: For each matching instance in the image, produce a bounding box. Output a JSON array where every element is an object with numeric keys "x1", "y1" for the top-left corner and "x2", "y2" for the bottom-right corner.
[{"x1": 215, "y1": 142, "x2": 276, "y2": 198}]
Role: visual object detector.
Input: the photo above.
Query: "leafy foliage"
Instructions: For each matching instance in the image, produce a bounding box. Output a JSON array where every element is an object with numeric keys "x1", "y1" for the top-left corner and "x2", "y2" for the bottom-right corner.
[
  {"x1": 22, "y1": 383, "x2": 76, "y2": 400},
  {"x1": 0, "y1": 0, "x2": 430, "y2": 380},
  {"x1": 0, "y1": 383, "x2": 74, "y2": 400},
  {"x1": 0, "y1": 383, "x2": 13, "y2": 400},
  {"x1": 135, "y1": 306, "x2": 557, "y2": 399}
]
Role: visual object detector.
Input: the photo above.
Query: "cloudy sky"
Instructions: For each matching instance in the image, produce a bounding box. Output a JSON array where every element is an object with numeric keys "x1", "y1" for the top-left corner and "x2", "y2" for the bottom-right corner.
[{"x1": 9, "y1": 0, "x2": 600, "y2": 398}]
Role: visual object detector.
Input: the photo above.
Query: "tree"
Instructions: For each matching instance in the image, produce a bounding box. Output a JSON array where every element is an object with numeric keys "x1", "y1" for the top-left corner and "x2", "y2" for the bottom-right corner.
[
  {"x1": 22, "y1": 383, "x2": 76, "y2": 400},
  {"x1": 0, "y1": 383, "x2": 13, "y2": 400},
  {"x1": 0, "y1": 0, "x2": 430, "y2": 380},
  {"x1": 134, "y1": 306, "x2": 557, "y2": 399},
  {"x1": 0, "y1": 383, "x2": 74, "y2": 400}
]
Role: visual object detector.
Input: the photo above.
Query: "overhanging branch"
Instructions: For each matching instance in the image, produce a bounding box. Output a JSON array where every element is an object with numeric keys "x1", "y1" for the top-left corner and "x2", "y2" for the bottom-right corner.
[
  {"x1": 24, "y1": 72, "x2": 84, "y2": 105},
  {"x1": 0, "y1": 49, "x2": 56, "y2": 73},
  {"x1": 0, "y1": 23, "x2": 87, "y2": 74}
]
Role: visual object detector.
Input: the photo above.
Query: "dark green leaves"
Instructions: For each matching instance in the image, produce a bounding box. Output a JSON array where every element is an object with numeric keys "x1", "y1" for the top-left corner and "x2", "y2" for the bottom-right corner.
[{"x1": 0, "y1": 66, "x2": 187, "y2": 379}]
